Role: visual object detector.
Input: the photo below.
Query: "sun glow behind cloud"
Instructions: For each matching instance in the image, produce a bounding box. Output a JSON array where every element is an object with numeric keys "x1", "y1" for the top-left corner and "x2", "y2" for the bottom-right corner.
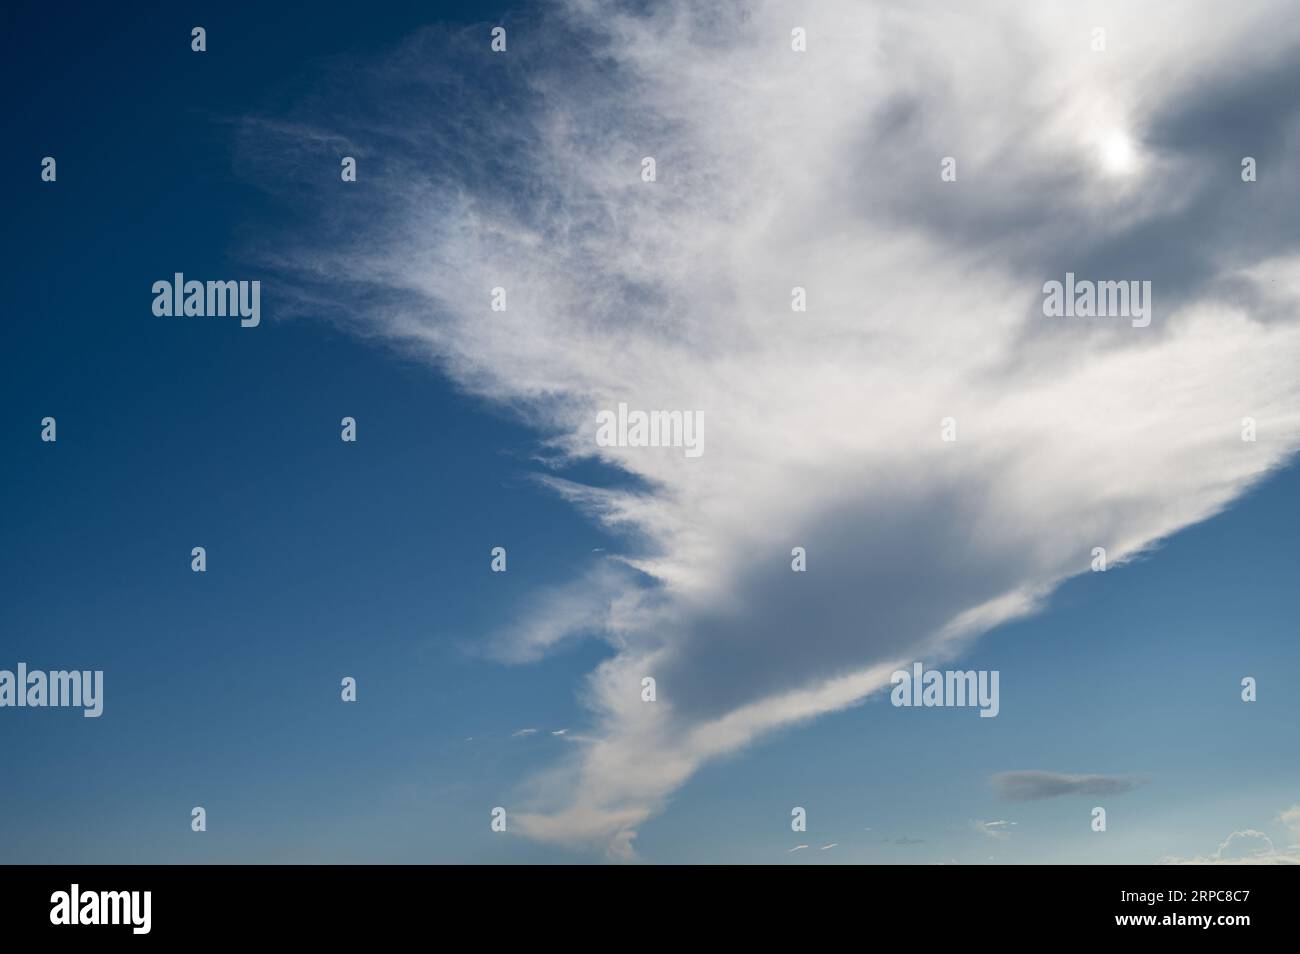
[{"x1": 1098, "y1": 128, "x2": 1139, "y2": 175}]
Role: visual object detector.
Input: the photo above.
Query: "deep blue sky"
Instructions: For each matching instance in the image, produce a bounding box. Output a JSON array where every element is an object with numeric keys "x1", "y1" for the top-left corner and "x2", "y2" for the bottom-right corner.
[{"x1": 2, "y1": 0, "x2": 1297, "y2": 864}]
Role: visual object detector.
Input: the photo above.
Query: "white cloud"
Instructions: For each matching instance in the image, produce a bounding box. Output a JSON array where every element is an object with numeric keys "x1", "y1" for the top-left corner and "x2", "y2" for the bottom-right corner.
[
  {"x1": 257, "y1": 0, "x2": 1300, "y2": 857},
  {"x1": 974, "y1": 820, "x2": 1017, "y2": 839},
  {"x1": 1280, "y1": 806, "x2": 1300, "y2": 837},
  {"x1": 1162, "y1": 828, "x2": 1300, "y2": 865}
]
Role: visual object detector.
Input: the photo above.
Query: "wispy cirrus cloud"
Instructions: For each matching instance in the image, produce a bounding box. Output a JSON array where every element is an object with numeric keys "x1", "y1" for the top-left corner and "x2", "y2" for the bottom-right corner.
[{"x1": 242, "y1": 0, "x2": 1300, "y2": 857}]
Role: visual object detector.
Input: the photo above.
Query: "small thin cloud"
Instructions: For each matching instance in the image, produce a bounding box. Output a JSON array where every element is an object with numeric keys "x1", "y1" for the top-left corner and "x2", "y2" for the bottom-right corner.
[
  {"x1": 991, "y1": 770, "x2": 1143, "y2": 801},
  {"x1": 888, "y1": 836, "x2": 925, "y2": 846},
  {"x1": 820, "y1": 843, "x2": 838, "y2": 850},
  {"x1": 973, "y1": 819, "x2": 1017, "y2": 838},
  {"x1": 512, "y1": 728, "x2": 539, "y2": 738},
  {"x1": 551, "y1": 729, "x2": 568, "y2": 736},
  {"x1": 788, "y1": 845, "x2": 808, "y2": 853}
]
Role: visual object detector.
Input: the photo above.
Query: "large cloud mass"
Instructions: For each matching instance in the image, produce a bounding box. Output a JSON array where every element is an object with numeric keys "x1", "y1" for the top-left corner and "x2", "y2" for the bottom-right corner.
[{"x1": 243, "y1": 0, "x2": 1300, "y2": 856}]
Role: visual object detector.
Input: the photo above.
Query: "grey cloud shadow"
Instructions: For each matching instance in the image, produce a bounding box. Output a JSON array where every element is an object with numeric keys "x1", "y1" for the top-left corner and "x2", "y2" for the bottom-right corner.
[
  {"x1": 846, "y1": 45, "x2": 1300, "y2": 355},
  {"x1": 991, "y1": 770, "x2": 1145, "y2": 801},
  {"x1": 650, "y1": 472, "x2": 1036, "y2": 722}
]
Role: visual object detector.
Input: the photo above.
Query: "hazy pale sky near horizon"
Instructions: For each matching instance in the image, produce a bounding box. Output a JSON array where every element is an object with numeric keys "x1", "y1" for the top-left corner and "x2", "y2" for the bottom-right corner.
[{"x1": 2, "y1": 0, "x2": 1299, "y2": 864}]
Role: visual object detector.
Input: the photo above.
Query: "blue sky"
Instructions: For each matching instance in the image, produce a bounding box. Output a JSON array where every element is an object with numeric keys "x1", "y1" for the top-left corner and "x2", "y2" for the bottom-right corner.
[{"x1": 2, "y1": 0, "x2": 1299, "y2": 864}]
